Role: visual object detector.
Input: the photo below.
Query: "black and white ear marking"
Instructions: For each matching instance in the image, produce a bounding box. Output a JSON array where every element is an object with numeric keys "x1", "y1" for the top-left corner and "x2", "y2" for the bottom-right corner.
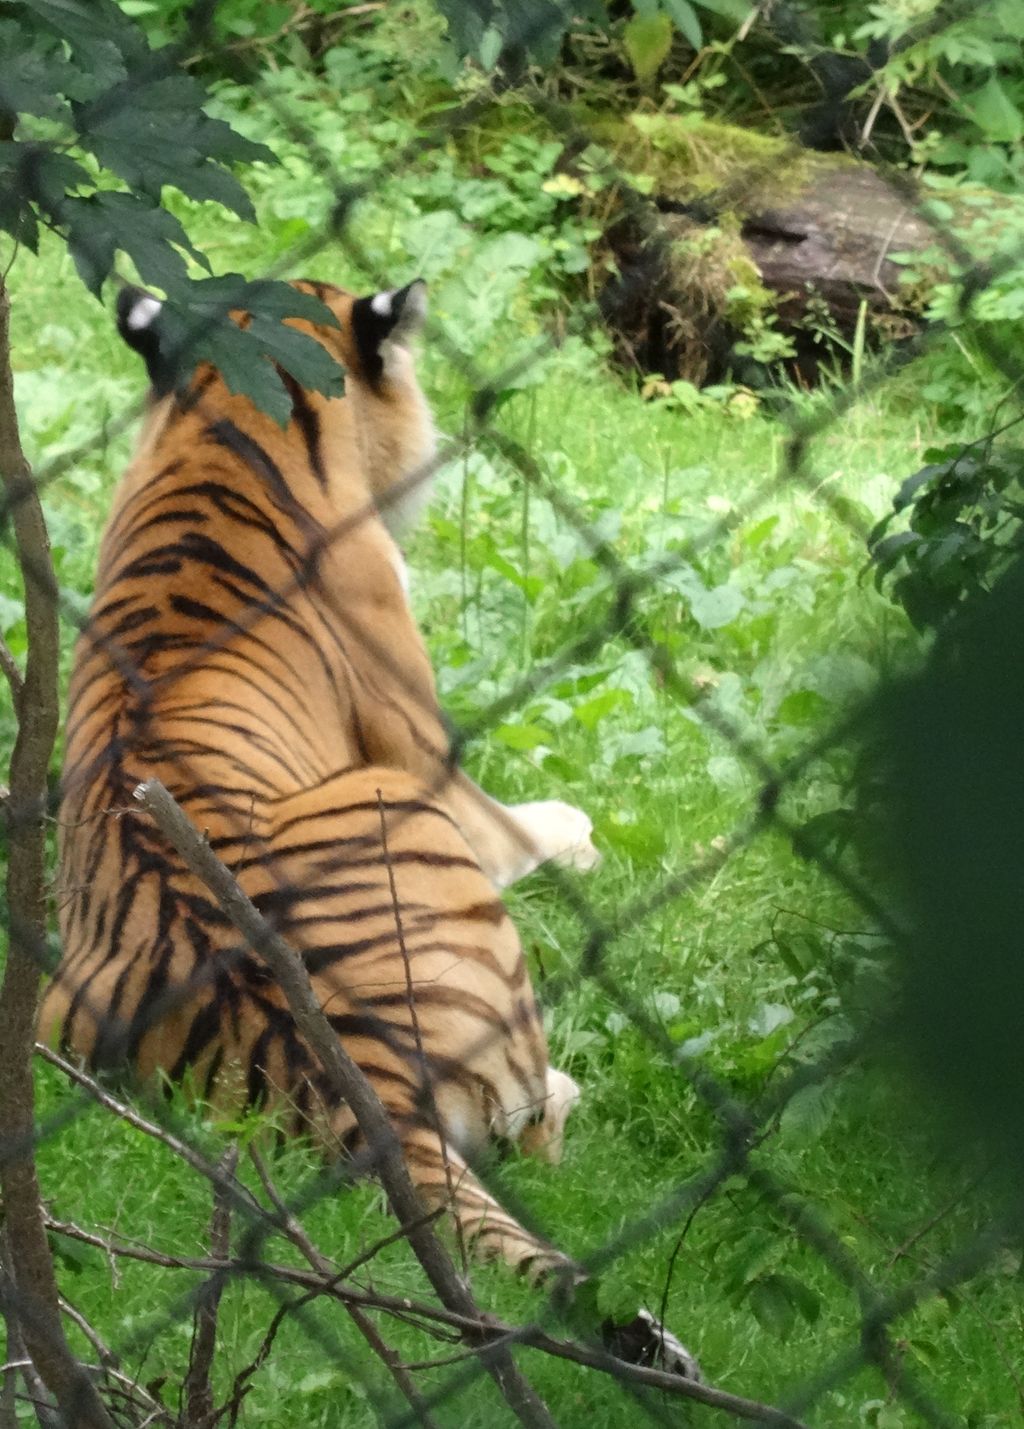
[
  {"x1": 351, "y1": 279, "x2": 427, "y2": 387},
  {"x1": 116, "y1": 285, "x2": 169, "y2": 391}
]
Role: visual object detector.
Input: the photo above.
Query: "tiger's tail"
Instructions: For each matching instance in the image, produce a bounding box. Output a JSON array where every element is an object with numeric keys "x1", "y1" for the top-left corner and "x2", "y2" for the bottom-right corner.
[{"x1": 399, "y1": 1123, "x2": 580, "y2": 1284}]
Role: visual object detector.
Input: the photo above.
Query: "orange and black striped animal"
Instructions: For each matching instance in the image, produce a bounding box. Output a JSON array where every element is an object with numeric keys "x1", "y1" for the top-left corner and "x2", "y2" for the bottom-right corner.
[{"x1": 41, "y1": 277, "x2": 600, "y2": 1277}]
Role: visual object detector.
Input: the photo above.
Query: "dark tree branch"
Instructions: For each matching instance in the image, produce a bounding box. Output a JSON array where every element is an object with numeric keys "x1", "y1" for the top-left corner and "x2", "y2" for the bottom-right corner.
[{"x1": 0, "y1": 277, "x2": 114, "y2": 1429}]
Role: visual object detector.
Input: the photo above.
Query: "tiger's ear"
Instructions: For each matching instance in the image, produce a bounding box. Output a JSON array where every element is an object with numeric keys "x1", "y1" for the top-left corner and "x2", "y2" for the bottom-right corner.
[
  {"x1": 350, "y1": 279, "x2": 427, "y2": 386},
  {"x1": 116, "y1": 285, "x2": 168, "y2": 390}
]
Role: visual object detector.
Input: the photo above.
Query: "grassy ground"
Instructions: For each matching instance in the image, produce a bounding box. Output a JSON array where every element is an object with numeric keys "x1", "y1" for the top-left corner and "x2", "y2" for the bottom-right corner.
[{"x1": 3, "y1": 48, "x2": 1024, "y2": 1429}]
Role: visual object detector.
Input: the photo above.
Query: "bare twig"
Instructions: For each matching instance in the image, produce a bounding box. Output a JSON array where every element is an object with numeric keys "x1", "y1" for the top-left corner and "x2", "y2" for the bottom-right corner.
[
  {"x1": 247, "y1": 1147, "x2": 443, "y2": 1429},
  {"x1": 376, "y1": 787, "x2": 469, "y2": 1276},
  {"x1": 247, "y1": 1146, "x2": 445, "y2": 1283},
  {"x1": 57, "y1": 1296, "x2": 117, "y2": 1370},
  {"x1": 183, "y1": 1146, "x2": 237, "y2": 1428},
  {"x1": 132, "y1": 777, "x2": 557, "y2": 1429},
  {"x1": 888, "y1": 1169, "x2": 992, "y2": 1267},
  {"x1": 43, "y1": 1217, "x2": 811, "y2": 1425},
  {"x1": 34, "y1": 1045, "x2": 270, "y2": 1225}
]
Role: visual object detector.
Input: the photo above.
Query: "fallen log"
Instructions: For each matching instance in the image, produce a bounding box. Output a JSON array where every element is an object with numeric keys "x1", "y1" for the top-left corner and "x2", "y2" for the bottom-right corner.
[{"x1": 588, "y1": 116, "x2": 994, "y2": 383}]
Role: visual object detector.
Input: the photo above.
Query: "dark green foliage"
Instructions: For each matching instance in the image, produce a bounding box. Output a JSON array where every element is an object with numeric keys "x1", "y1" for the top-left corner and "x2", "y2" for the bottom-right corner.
[
  {"x1": 433, "y1": 0, "x2": 742, "y2": 74},
  {"x1": 876, "y1": 554, "x2": 1024, "y2": 1179},
  {"x1": 0, "y1": 0, "x2": 342, "y2": 420},
  {"x1": 868, "y1": 433, "x2": 1024, "y2": 631}
]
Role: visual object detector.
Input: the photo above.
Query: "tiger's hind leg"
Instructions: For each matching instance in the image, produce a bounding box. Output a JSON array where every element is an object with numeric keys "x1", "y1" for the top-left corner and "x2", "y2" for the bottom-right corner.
[{"x1": 399, "y1": 1122, "x2": 581, "y2": 1283}]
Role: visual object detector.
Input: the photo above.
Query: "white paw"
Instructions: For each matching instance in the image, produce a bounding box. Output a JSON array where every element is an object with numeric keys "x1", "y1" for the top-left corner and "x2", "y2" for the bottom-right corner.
[{"x1": 511, "y1": 801, "x2": 601, "y2": 874}]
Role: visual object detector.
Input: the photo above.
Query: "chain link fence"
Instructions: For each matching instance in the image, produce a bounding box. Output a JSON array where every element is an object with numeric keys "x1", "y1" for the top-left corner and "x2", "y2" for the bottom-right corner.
[{"x1": 2, "y1": 3, "x2": 1023, "y2": 1425}]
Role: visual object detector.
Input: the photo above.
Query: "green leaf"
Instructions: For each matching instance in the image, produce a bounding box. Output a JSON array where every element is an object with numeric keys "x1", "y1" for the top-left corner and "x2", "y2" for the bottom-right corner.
[
  {"x1": 997, "y1": 0, "x2": 1024, "y2": 37},
  {"x1": 22, "y1": 0, "x2": 136, "y2": 48},
  {"x1": 0, "y1": 144, "x2": 90, "y2": 226},
  {"x1": 573, "y1": 688, "x2": 633, "y2": 729},
  {"x1": 597, "y1": 812, "x2": 667, "y2": 863},
  {"x1": 967, "y1": 76, "x2": 1024, "y2": 143},
  {"x1": 0, "y1": 183, "x2": 39, "y2": 250},
  {"x1": 605, "y1": 726, "x2": 666, "y2": 763},
  {"x1": 662, "y1": 0, "x2": 702, "y2": 48},
  {"x1": 748, "y1": 1275, "x2": 796, "y2": 1339},
  {"x1": 706, "y1": 753, "x2": 745, "y2": 790},
  {"x1": 184, "y1": 324, "x2": 293, "y2": 426},
  {"x1": 775, "y1": 689, "x2": 829, "y2": 726},
  {"x1": 748, "y1": 1001, "x2": 793, "y2": 1038},
  {"x1": 726, "y1": 1231, "x2": 777, "y2": 1290},
  {"x1": 624, "y1": 12, "x2": 672, "y2": 81},
  {"x1": 773, "y1": 1273, "x2": 820, "y2": 1325},
  {"x1": 60, "y1": 192, "x2": 206, "y2": 294},
  {"x1": 688, "y1": 582, "x2": 744, "y2": 629},
  {"x1": 492, "y1": 722, "x2": 550, "y2": 750},
  {"x1": 0, "y1": 23, "x2": 71, "y2": 118},
  {"x1": 247, "y1": 312, "x2": 346, "y2": 398},
  {"x1": 75, "y1": 73, "x2": 269, "y2": 218},
  {"x1": 778, "y1": 1081, "x2": 839, "y2": 1142},
  {"x1": 152, "y1": 276, "x2": 345, "y2": 425}
]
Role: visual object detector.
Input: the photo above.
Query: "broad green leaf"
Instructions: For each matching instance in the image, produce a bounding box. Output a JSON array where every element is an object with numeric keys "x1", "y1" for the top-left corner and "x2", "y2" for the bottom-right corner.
[
  {"x1": 663, "y1": 0, "x2": 702, "y2": 48},
  {"x1": 59, "y1": 192, "x2": 206, "y2": 294},
  {"x1": 778, "y1": 1082, "x2": 840, "y2": 1142},
  {"x1": 706, "y1": 753, "x2": 745, "y2": 790},
  {"x1": 247, "y1": 313, "x2": 347, "y2": 399},
  {"x1": 775, "y1": 688, "x2": 829, "y2": 726},
  {"x1": 688, "y1": 581, "x2": 744, "y2": 629},
  {"x1": 181, "y1": 275, "x2": 339, "y2": 327},
  {"x1": 149, "y1": 278, "x2": 344, "y2": 423},
  {"x1": 726, "y1": 1231, "x2": 777, "y2": 1289},
  {"x1": 0, "y1": 144, "x2": 90, "y2": 236},
  {"x1": 967, "y1": 76, "x2": 1024, "y2": 143},
  {"x1": 183, "y1": 321, "x2": 294, "y2": 427},
  {"x1": 493, "y1": 722, "x2": 550, "y2": 750},
  {"x1": 623, "y1": 12, "x2": 672, "y2": 82},
  {"x1": 0, "y1": 24, "x2": 71, "y2": 118},
  {"x1": 748, "y1": 1001, "x2": 792, "y2": 1037},
  {"x1": 573, "y1": 688, "x2": 632, "y2": 729},
  {"x1": 21, "y1": 0, "x2": 136, "y2": 47},
  {"x1": 596, "y1": 812, "x2": 667, "y2": 863},
  {"x1": 748, "y1": 1276, "x2": 796, "y2": 1339},
  {"x1": 605, "y1": 725, "x2": 665, "y2": 763},
  {"x1": 0, "y1": 178, "x2": 39, "y2": 250},
  {"x1": 997, "y1": 0, "x2": 1024, "y2": 37}
]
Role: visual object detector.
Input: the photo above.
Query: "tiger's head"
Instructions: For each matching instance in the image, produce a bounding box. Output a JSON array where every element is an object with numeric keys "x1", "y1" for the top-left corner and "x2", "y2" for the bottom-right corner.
[{"x1": 116, "y1": 277, "x2": 436, "y2": 538}]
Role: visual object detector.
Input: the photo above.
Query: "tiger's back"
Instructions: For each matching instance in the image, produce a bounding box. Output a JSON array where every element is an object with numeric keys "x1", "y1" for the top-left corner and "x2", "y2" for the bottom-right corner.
[{"x1": 43, "y1": 279, "x2": 579, "y2": 1277}]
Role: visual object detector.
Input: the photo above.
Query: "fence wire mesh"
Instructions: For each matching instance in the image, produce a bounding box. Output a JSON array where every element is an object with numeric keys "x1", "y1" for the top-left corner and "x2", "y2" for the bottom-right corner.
[{"x1": 2, "y1": 3, "x2": 1023, "y2": 1426}]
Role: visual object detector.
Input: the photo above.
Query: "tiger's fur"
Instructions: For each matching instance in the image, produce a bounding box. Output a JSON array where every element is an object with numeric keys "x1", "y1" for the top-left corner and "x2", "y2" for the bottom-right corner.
[{"x1": 41, "y1": 278, "x2": 591, "y2": 1278}]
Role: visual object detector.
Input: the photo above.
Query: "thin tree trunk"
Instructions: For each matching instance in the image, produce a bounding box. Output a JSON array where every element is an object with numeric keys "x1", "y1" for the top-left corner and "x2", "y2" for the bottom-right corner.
[{"x1": 0, "y1": 276, "x2": 114, "y2": 1429}]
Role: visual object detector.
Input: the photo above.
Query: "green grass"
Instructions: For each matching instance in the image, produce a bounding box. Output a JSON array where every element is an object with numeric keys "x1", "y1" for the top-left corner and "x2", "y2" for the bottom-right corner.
[{"x1": 4, "y1": 57, "x2": 1024, "y2": 1429}]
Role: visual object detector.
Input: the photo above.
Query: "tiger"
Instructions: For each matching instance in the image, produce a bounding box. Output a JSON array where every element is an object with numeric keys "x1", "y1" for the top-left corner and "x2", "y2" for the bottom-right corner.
[{"x1": 40, "y1": 275, "x2": 600, "y2": 1279}]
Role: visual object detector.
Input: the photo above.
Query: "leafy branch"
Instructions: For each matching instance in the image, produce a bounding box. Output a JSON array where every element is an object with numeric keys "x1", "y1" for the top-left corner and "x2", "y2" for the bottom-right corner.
[{"x1": 0, "y1": 0, "x2": 343, "y2": 422}]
